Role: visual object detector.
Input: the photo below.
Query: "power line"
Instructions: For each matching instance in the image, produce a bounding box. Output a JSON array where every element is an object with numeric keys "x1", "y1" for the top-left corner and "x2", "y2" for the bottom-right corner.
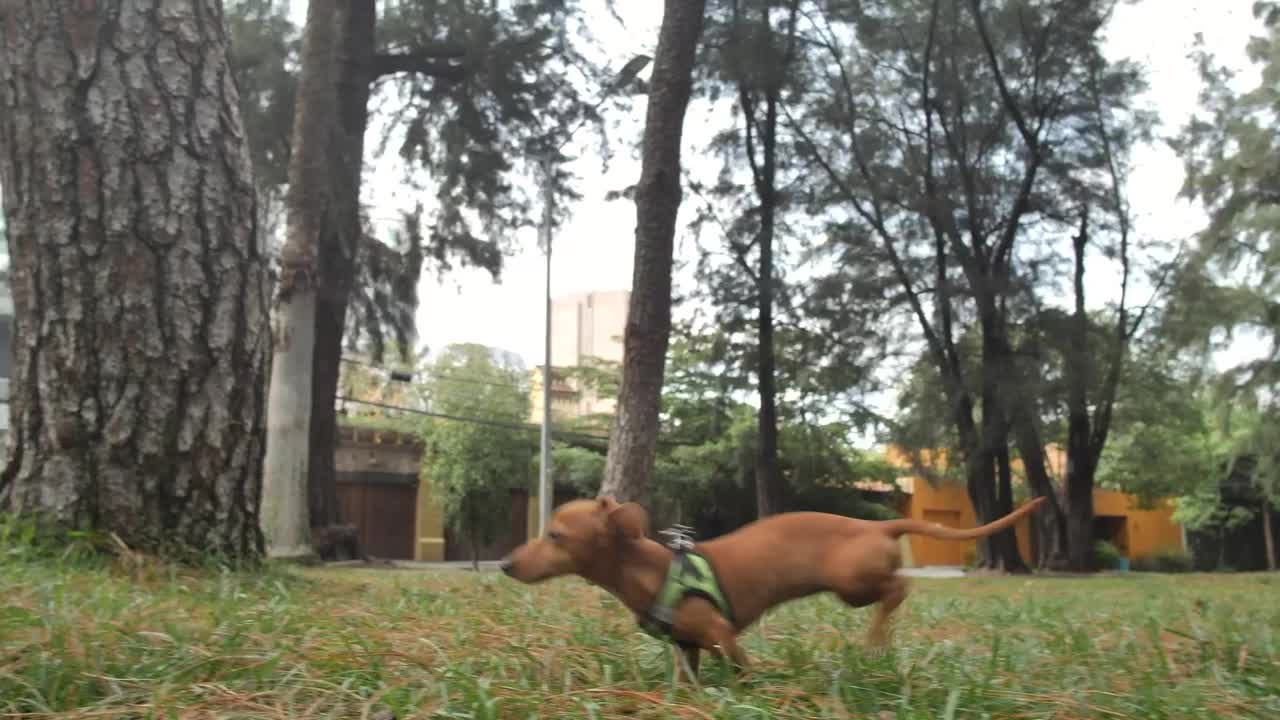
[
  {"x1": 341, "y1": 355, "x2": 582, "y2": 394},
  {"x1": 336, "y1": 395, "x2": 699, "y2": 447}
]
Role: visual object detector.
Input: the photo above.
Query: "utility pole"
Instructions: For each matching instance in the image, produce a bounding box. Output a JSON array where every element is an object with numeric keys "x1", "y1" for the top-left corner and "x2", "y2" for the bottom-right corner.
[
  {"x1": 538, "y1": 156, "x2": 554, "y2": 536},
  {"x1": 536, "y1": 55, "x2": 652, "y2": 537}
]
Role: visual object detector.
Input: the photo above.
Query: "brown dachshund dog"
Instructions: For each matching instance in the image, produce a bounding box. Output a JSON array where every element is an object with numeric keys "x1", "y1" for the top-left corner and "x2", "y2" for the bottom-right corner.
[{"x1": 502, "y1": 495, "x2": 1046, "y2": 678}]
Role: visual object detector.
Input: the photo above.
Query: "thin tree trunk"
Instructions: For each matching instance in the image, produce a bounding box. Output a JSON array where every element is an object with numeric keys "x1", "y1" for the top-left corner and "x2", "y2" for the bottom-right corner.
[
  {"x1": 601, "y1": 0, "x2": 708, "y2": 504},
  {"x1": 754, "y1": 97, "x2": 781, "y2": 519},
  {"x1": 262, "y1": 0, "x2": 346, "y2": 559},
  {"x1": 1011, "y1": 404, "x2": 1068, "y2": 569},
  {"x1": 1064, "y1": 211, "x2": 1095, "y2": 572},
  {"x1": 307, "y1": 0, "x2": 376, "y2": 536},
  {"x1": 737, "y1": 0, "x2": 799, "y2": 520},
  {"x1": 0, "y1": 0, "x2": 269, "y2": 560},
  {"x1": 1007, "y1": 319, "x2": 1069, "y2": 570},
  {"x1": 1263, "y1": 500, "x2": 1276, "y2": 572},
  {"x1": 964, "y1": 452, "x2": 997, "y2": 568},
  {"x1": 976, "y1": 305, "x2": 1027, "y2": 573},
  {"x1": 1065, "y1": 442, "x2": 1096, "y2": 570}
]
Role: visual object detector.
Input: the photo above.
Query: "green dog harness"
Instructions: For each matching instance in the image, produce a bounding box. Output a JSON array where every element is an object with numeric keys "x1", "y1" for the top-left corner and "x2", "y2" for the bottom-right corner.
[{"x1": 638, "y1": 549, "x2": 735, "y2": 646}]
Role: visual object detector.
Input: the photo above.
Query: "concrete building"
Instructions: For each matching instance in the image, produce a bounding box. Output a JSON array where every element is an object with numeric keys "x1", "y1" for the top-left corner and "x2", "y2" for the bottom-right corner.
[{"x1": 529, "y1": 289, "x2": 629, "y2": 423}]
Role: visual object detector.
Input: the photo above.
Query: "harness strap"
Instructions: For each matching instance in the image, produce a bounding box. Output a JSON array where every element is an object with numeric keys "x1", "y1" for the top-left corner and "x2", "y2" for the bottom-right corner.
[{"x1": 638, "y1": 550, "x2": 734, "y2": 646}]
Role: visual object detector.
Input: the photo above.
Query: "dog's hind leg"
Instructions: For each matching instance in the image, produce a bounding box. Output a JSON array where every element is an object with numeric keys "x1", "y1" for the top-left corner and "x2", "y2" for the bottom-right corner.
[{"x1": 864, "y1": 574, "x2": 909, "y2": 649}]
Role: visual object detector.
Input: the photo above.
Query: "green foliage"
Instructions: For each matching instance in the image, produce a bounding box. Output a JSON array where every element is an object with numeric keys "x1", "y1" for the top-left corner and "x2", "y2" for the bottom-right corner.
[
  {"x1": 645, "y1": 329, "x2": 902, "y2": 531},
  {"x1": 1092, "y1": 540, "x2": 1122, "y2": 571},
  {"x1": 541, "y1": 444, "x2": 607, "y2": 495},
  {"x1": 1131, "y1": 547, "x2": 1194, "y2": 574},
  {"x1": 785, "y1": 1, "x2": 1153, "y2": 554},
  {"x1": 225, "y1": 0, "x2": 626, "y2": 364},
  {"x1": 1096, "y1": 354, "x2": 1224, "y2": 505},
  {"x1": 376, "y1": 0, "x2": 623, "y2": 248},
  {"x1": 226, "y1": 0, "x2": 298, "y2": 235},
  {"x1": 1099, "y1": 343, "x2": 1277, "y2": 549},
  {"x1": 1167, "y1": 2, "x2": 1279, "y2": 464},
  {"x1": 421, "y1": 344, "x2": 532, "y2": 560},
  {"x1": 346, "y1": 209, "x2": 428, "y2": 364},
  {"x1": 0, "y1": 514, "x2": 105, "y2": 567}
]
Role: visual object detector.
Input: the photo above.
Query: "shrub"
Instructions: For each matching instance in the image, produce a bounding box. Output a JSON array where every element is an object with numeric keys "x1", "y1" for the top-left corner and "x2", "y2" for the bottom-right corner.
[
  {"x1": 1131, "y1": 547, "x2": 1194, "y2": 573},
  {"x1": 1092, "y1": 540, "x2": 1123, "y2": 571}
]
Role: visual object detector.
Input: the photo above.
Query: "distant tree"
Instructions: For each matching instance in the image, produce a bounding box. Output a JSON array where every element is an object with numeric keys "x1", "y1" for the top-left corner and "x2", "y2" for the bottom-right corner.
[
  {"x1": 650, "y1": 327, "x2": 901, "y2": 534},
  {"x1": 602, "y1": 0, "x2": 710, "y2": 505},
  {"x1": 422, "y1": 344, "x2": 531, "y2": 569},
  {"x1": 229, "y1": 1, "x2": 610, "y2": 547},
  {"x1": 790, "y1": 0, "x2": 1149, "y2": 571},
  {"x1": 692, "y1": 0, "x2": 807, "y2": 518},
  {"x1": 1167, "y1": 0, "x2": 1279, "y2": 568},
  {"x1": 0, "y1": 0, "x2": 270, "y2": 561}
]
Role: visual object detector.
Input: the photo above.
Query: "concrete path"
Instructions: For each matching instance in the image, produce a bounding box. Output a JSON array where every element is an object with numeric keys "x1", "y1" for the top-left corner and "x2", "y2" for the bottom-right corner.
[
  {"x1": 899, "y1": 566, "x2": 967, "y2": 578},
  {"x1": 326, "y1": 560, "x2": 968, "y2": 577}
]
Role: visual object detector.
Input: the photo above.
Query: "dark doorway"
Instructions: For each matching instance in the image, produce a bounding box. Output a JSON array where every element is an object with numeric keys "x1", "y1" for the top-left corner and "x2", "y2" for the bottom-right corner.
[{"x1": 336, "y1": 471, "x2": 418, "y2": 560}]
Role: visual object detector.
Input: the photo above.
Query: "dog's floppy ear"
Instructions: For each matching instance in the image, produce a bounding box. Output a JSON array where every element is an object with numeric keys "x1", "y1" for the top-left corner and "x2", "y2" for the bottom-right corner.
[{"x1": 604, "y1": 501, "x2": 649, "y2": 541}]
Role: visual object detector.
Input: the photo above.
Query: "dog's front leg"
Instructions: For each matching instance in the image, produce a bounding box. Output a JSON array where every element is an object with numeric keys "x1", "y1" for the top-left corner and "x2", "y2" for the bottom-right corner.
[
  {"x1": 681, "y1": 646, "x2": 701, "y2": 679},
  {"x1": 674, "y1": 645, "x2": 702, "y2": 689}
]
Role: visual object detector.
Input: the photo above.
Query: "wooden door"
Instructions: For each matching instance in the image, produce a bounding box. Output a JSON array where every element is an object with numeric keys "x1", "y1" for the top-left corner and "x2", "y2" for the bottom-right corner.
[{"x1": 913, "y1": 508, "x2": 968, "y2": 566}]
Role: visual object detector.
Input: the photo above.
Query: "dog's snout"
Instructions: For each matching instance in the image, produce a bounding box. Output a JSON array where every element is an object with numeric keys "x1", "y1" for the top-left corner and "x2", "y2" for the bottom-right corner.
[{"x1": 499, "y1": 556, "x2": 514, "y2": 575}]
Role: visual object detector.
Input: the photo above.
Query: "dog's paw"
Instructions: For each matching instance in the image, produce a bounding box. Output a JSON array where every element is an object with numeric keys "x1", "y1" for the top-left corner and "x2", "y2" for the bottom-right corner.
[{"x1": 862, "y1": 643, "x2": 892, "y2": 661}]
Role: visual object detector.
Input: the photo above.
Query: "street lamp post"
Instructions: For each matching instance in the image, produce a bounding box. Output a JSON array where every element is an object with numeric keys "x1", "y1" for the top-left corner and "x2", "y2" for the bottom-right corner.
[
  {"x1": 536, "y1": 56, "x2": 651, "y2": 537},
  {"x1": 538, "y1": 155, "x2": 554, "y2": 538}
]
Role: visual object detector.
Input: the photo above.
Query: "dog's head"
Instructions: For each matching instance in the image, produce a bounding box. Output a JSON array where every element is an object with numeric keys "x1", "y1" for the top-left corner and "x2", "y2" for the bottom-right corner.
[{"x1": 500, "y1": 496, "x2": 649, "y2": 584}]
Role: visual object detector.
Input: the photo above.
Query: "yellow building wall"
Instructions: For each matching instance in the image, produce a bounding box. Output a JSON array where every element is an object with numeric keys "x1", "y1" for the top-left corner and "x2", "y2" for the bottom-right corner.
[
  {"x1": 883, "y1": 445, "x2": 1182, "y2": 566},
  {"x1": 414, "y1": 471, "x2": 446, "y2": 562},
  {"x1": 903, "y1": 479, "x2": 1036, "y2": 567},
  {"x1": 900, "y1": 484, "x2": 1181, "y2": 566},
  {"x1": 527, "y1": 493, "x2": 541, "y2": 541},
  {"x1": 1094, "y1": 489, "x2": 1183, "y2": 559}
]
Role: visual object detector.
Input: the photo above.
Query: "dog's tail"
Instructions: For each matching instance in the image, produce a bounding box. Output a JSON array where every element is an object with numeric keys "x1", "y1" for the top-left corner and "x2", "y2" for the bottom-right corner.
[{"x1": 882, "y1": 496, "x2": 1047, "y2": 541}]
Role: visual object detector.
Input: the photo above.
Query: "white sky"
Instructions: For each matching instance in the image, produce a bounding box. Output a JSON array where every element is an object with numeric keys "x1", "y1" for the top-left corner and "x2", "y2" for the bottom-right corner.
[{"x1": 290, "y1": 0, "x2": 1267, "y2": 418}]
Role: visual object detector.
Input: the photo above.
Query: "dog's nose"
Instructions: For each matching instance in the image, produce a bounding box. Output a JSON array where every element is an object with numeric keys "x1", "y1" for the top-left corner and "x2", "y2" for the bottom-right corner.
[{"x1": 499, "y1": 556, "x2": 514, "y2": 575}]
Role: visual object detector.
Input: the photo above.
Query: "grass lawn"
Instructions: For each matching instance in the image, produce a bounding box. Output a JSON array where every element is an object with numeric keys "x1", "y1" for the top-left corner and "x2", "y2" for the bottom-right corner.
[{"x1": 2, "y1": 554, "x2": 1278, "y2": 719}]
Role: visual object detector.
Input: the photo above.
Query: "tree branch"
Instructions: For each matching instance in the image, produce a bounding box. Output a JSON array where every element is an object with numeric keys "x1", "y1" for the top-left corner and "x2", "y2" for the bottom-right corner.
[
  {"x1": 373, "y1": 52, "x2": 465, "y2": 81},
  {"x1": 967, "y1": 0, "x2": 1036, "y2": 149}
]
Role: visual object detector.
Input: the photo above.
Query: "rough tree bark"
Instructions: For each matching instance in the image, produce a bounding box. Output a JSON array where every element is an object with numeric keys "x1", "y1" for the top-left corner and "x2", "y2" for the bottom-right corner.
[
  {"x1": 261, "y1": 0, "x2": 346, "y2": 559},
  {"x1": 0, "y1": 0, "x2": 270, "y2": 560},
  {"x1": 600, "y1": 0, "x2": 708, "y2": 504}
]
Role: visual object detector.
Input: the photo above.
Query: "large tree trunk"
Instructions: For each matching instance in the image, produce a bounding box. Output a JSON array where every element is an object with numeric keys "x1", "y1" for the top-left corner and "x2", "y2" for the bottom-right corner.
[
  {"x1": 261, "y1": 0, "x2": 347, "y2": 559},
  {"x1": 601, "y1": 0, "x2": 708, "y2": 504},
  {"x1": 307, "y1": 0, "x2": 376, "y2": 535},
  {"x1": 0, "y1": 0, "x2": 270, "y2": 560}
]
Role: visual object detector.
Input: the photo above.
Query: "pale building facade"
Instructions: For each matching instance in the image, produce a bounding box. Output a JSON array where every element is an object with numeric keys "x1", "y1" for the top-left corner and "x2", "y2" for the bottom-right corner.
[{"x1": 529, "y1": 289, "x2": 629, "y2": 424}]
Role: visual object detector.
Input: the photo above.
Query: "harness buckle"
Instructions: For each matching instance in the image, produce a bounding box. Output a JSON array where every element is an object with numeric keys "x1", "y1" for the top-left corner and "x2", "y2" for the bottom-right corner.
[{"x1": 659, "y1": 524, "x2": 697, "y2": 552}]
